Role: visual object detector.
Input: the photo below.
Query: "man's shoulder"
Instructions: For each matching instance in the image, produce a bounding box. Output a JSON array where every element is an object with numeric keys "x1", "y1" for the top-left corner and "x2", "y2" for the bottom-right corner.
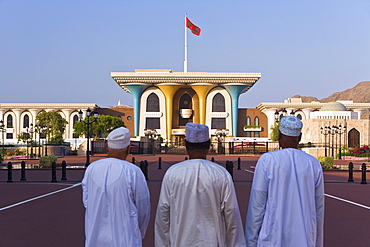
[
  {"x1": 165, "y1": 159, "x2": 229, "y2": 177},
  {"x1": 88, "y1": 158, "x2": 140, "y2": 171}
]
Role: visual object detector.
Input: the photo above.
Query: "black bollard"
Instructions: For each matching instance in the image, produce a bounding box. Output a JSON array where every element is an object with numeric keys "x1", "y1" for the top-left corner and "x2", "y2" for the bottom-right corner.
[
  {"x1": 61, "y1": 160, "x2": 67, "y2": 180},
  {"x1": 237, "y1": 157, "x2": 241, "y2": 170},
  {"x1": 144, "y1": 160, "x2": 149, "y2": 180},
  {"x1": 7, "y1": 162, "x2": 13, "y2": 183},
  {"x1": 361, "y1": 163, "x2": 367, "y2": 184},
  {"x1": 132, "y1": 157, "x2": 135, "y2": 165},
  {"x1": 51, "y1": 161, "x2": 57, "y2": 183},
  {"x1": 226, "y1": 161, "x2": 234, "y2": 180},
  {"x1": 20, "y1": 161, "x2": 26, "y2": 181},
  {"x1": 211, "y1": 157, "x2": 214, "y2": 162},
  {"x1": 348, "y1": 162, "x2": 354, "y2": 182},
  {"x1": 140, "y1": 161, "x2": 149, "y2": 180},
  {"x1": 158, "y1": 157, "x2": 162, "y2": 170}
]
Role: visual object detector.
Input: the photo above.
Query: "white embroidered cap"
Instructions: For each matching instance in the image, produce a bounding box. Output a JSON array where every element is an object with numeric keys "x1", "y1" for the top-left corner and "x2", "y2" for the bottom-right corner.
[
  {"x1": 279, "y1": 116, "x2": 303, "y2": 137},
  {"x1": 185, "y1": 123, "x2": 210, "y2": 143},
  {"x1": 107, "y1": 127, "x2": 131, "y2": 149}
]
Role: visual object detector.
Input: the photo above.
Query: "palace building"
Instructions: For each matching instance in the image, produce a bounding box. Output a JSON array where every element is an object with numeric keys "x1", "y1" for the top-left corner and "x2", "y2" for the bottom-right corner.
[{"x1": 111, "y1": 69, "x2": 261, "y2": 142}]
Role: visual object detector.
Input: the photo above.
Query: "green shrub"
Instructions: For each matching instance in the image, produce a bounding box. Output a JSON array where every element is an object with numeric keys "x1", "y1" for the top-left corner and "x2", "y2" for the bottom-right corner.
[
  {"x1": 39, "y1": 155, "x2": 58, "y2": 168},
  {"x1": 317, "y1": 156, "x2": 335, "y2": 169}
]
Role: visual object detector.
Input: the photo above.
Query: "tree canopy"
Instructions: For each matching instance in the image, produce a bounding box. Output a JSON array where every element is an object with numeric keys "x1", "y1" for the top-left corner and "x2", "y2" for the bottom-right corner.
[
  {"x1": 36, "y1": 111, "x2": 68, "y2": 144},
  {"x1": 73, "y1": 115, "x2": 125, "y2": 139},
  {"x1": 270, "y1": 122, "x2": 280, "y2": 142}
]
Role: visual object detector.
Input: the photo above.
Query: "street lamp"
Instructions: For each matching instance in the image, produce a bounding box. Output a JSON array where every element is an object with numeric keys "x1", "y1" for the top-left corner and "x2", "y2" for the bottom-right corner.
[
  {"x1": 274, "y1": 110, "x2": 279, "y2": 122},
  {"x1": 26, "y1": 123, "x2": 35, "y2": 158},
  {"x1": 0, "y1": 120, "x2": 5, "y2": 161},
  {"x1": 282, "y1": 108, "x2": 287, "y2": 117},
  {"x1": 34, "y1": 124, "x2": 46, "y2": 157},
  {"x1": 320, "y1": 126, "x2": 330, "y2": 157},
  {"x1": 215, "y1": 128, "x2": 229, "y2": 154},
  {"x1": 336, "y1": 124, "x2": 346, "y2": 160},
  {"x1": 79, "y1": 108, "x2": 98, "y2": 167},
  {"x1": 144, "y1": 129, "x2": 157, "y2": 155},
  {"x1": 329, "y1": 126, "x2": 336, "y2": 158}
]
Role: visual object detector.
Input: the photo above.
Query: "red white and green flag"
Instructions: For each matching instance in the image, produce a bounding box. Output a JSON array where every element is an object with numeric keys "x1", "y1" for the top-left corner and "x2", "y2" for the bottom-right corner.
[{"x1": 186, "y1": 17, "x2": 201, "y2": 36}]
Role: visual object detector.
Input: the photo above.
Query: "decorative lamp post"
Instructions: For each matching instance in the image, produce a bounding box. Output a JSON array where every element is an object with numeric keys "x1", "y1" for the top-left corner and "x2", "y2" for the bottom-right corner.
[
  {"x1": 320, "y1": 126, "x2": 329, "y2": 157},
  {"x1": 34, "y1": 124, "x2": 45, "y2": 157},
  {"x1": 144, "y1": 128, "x2": 157, "y2": 155},
  {"x1": 215, "y1": 129, "x2": 229, "y2": 154},
  {"x1": 26, "y1": 123, "x2": 35, "y2": 158},
  {"x1": 274, "y1": 110, "x2": 279, "y2": 122},
  {"x1": 336, "y1": 124, "x2": 346, "y2": 160},
  {"x1": 290, "y1": 110, "x2": 295, "y2": 116},
  {"x1": 0, "y1": 120, "x2": 5, "y2": 161},
  {"x1": 329, "y1": 126, "x2": 336, "y2": 158},
  {"x1": 79, "y1": 108, "x2": 98, "y2": 167},
  {"x1": 282, "y1": 108, "x2": 287, "y2": 117}
]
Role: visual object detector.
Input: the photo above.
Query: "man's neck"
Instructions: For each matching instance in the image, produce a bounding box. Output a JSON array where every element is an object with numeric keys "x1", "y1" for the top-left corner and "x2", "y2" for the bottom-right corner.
[{"x1": 106, "y1": 154, "x2": 127, "y2": 161}]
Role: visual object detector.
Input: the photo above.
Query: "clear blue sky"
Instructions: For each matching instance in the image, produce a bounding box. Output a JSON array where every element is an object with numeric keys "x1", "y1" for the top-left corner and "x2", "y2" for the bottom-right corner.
[{"x1": 1, "y1": 0, "x2": 369, "y2": 108}]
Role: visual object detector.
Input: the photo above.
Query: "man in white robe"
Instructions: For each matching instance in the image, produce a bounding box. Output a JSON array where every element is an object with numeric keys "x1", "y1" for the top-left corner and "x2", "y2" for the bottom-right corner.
[
  {"x1": 245, "y1": 116, "x2": 324, "y2": 247},
  {"x1": 82, "y1": 127, "x2": 150, "y2": 247},
  {"x1": 155, "y1": 123, "x2": 246, "y2": 247}
]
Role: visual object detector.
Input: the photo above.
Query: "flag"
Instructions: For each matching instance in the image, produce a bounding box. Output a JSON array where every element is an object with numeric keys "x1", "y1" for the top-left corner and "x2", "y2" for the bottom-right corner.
[{"x1": 186, "y1": 17, "x2": 201, "y2": 36}]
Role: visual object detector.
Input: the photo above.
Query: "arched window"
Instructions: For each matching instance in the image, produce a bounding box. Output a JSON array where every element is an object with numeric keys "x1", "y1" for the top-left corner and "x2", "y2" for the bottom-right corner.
[
  {"x1": 73, "y1": 115, "x2": 79, "y2": 126},
  {"x1": 212, "y1": 93, "x2": 225, "y2": 112},
  {"x1": 7, "y1": 115, "x2": 13, "y2": 128},
  {"x1": 180, "y1": 93, "x2": 192, "y2": 109},
  {"x1": 254, "y1": 116, "x2": 260, "y2": 126},
  {"x1": 245, "y1": 116, "x2": 251, "y2": 126},
  {"x1": 146, "y1": 93, "x2": 160, "y2": 112},
  {"x1": 348, "y1": 128, "x2": 360, "y2": 148},
  {"x1": 23, "y1": 114, "x2": 30, "y2": 128},
  {"x1": 296, "y1": 114, "x2": 302, "y2": 120}
]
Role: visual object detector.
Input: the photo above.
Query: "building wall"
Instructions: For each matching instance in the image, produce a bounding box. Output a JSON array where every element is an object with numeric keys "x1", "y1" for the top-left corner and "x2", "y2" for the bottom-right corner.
[
  {"x1": 301, "y1": 119, "x2": 370, "y2": 147},
  {"x1": 97, "y1": 106, "x2": 134, "y2": 136},
  {"x1": 0, "y1": 103, "x2": 97, "y2": 144},
  {"x1": 237, "y1": 108, "x2": 268, "y2": 138}
]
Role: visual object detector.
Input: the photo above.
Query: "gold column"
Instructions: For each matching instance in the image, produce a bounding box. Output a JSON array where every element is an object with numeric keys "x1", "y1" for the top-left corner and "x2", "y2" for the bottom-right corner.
[
  {"x1": 157, "y1": 85, "x2": 182, "y2": 141},
  {"x1": 190, "y1": 85, "x2": 215, "y2": 125}
]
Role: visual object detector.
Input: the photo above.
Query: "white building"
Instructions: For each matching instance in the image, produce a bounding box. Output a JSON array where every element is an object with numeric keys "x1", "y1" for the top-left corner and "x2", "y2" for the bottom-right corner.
[
  {"x1": 257, "y1": 98, "x2": 370, "y2": 149},
  {"x1": 0, "y1": 103, "x2": 98, "y2": 146}
]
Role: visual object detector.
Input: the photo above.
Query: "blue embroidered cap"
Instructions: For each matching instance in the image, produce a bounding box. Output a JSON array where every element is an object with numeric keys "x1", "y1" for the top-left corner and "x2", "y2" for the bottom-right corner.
[
  {"x1": 279, "y1": 116, "x2": 303, "y2": 137},
  {"x1": 185, "y1": 123, "x2": 210, "y2": 143}
]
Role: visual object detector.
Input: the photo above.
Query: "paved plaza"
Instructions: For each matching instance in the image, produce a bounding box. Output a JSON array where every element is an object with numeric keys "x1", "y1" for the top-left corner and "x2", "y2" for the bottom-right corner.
[{"x1": 0, "y1": 154, "x2": 369, "y2": 246}]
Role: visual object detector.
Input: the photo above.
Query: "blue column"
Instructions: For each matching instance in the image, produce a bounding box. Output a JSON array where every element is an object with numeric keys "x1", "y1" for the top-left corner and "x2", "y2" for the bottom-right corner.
[
  {"x1": 124, "y1": 85, "x2": 150, "y2": 136},
  {"x1": 224, "y1": 85, "x2": 250, "y2": 137}
]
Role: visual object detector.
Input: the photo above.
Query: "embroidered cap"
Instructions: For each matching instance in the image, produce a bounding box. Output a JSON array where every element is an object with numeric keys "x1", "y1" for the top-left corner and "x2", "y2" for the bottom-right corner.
[
  {"x1": 279, "y1": 116, "x2": 303, "y2": 137},
  {"x1": 107, "y1": 127, "x2": 131, "y2": 149},
  {"x1": 185, "y1": 123, "x2": 210, "y2": 143}
]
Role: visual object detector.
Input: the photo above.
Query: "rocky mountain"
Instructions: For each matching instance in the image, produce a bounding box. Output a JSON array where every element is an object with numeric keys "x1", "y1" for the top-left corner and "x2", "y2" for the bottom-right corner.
[
  {"x1": 293, "y1": 81, "x2": 370, "y2": 103},
  {"x1": 320, "y1": 81, "x2": 370, "y2": 103},
  {"x1": 291, "y1": 95, "x2": 319, "y2": 103}
]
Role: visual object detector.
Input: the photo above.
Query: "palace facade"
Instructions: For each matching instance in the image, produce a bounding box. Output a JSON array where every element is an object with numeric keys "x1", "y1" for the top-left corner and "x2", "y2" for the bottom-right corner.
[{"x1": 111, "y1": 69, "x2": 261, "y2": 142}]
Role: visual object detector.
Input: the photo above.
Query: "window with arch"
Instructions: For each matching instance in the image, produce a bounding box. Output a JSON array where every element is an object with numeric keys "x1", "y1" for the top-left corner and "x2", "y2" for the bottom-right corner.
[
  {"x1": 297, "y1": 114, "x2": 302, "y2": 120},
  {"x1": 348, "y1": 128, "x2": 360, "y2": 148},
  {"x1": 7, "y1": 115, "x2": 13, "y2": 128},
  {"x1": 212, "y1": 93, "x2": 225, "y2": 112},
  {"x1": 146, "y1": 93, "x2": 160, "y2": 112},
  {"x1": 245, "y1": 116, "x2": 251, "y2": 126},
  {"x1": 180, "y1": 93, "x2": 192, "y2": 109},
  {"x1": 254, "y1": 116, "x2": 260, "y2": 126},
  {"x1": 23, "y1": 114, "x2": 30, "y2": 128},
  {"x1": 73, "y1": 115, "x2": 79, "y2": 126}
]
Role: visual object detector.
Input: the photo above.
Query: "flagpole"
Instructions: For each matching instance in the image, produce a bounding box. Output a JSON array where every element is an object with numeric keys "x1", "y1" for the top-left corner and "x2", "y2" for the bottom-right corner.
[{"x1": 184, "y1": 13, "x2": 188, "y2": 73}]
